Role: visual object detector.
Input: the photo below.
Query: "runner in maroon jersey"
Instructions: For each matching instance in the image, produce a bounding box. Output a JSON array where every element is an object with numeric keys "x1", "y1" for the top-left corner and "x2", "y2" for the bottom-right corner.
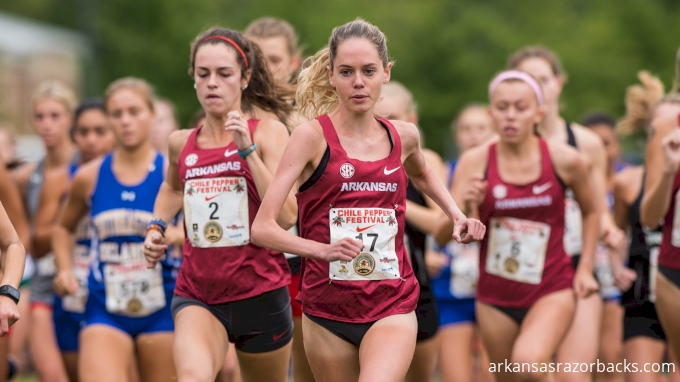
[
  {"x1": 640, "y1": 99, "x2": 680, "y2": 372},
  {"x1": 251, "y1": 19, "x2": 485, "y2": 382},
  {"x1": 451, "y1": 70, "x2": 599, "y2": 382},
  {"x1": 142, "y1": 27, "x2": 297, "y2": 382}
]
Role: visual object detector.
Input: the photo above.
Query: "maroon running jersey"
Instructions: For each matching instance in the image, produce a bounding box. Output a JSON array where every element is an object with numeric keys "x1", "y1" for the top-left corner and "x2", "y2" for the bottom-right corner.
[
  {"x1": 478, "y1": 139, "x2": 573, "y2": 308},
  {"x1": 296, "y1": 114, "x2": 419, "y2": 323},
  {"x1": 659, "y1": 166, "x2": 680, "y2": 270},
  {"x1": 175, "y1": 120, "x2": 290, "y2": 304}
]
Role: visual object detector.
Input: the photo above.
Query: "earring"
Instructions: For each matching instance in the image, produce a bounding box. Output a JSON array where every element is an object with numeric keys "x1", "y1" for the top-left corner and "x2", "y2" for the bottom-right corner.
[
  {"x1": 193, "y1": 83, "x2": 197, "y2": 89},
  {"x1": 241, "y1": 84, "x2": 248, "y2": 90}
]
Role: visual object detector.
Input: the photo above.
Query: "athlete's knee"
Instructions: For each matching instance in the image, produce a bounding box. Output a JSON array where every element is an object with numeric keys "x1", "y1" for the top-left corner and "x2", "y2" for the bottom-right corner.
[
  {"x1": 175, "y1": 363, "x2": 217, "y2": 382},
  {"x1": 511, "y1": 352, "x2": 547, "y2": 382}
]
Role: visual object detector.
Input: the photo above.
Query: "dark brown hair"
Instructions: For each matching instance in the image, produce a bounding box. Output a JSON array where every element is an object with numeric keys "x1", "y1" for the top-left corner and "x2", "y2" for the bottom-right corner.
[{"x1": 189, "y1": 27, "x2": 293, "y2": 126}]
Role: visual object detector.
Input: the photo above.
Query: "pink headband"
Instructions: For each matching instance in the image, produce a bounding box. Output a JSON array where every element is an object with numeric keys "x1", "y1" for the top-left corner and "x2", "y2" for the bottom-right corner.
[
  {"x1": 200, "y1": 36, "x2": 249, "y2": 69},
  {"x1": 488, "y1": 70, "x2": 543, "y2": 106}
]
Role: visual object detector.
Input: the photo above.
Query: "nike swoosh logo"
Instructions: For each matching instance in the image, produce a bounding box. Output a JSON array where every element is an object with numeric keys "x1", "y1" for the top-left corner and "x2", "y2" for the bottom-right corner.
[
  {"x1": 272, "y1": 327, "x2": 290, "y2": 342},
  {"x1": 205, "y1": 194, "x2": 221, "y2": 201},
  {"x1": 384, "y1": 166, "x2": 401, "y2": 175},
  {"x1": 356, "y1": 224, "x2": 376, "y2": 232},
  {"x1": 532, "y1": 182, "x2": 552, "y2": 195},
  {"x1": 225, "y1": 149, "x2": 238, "y2": 157}
]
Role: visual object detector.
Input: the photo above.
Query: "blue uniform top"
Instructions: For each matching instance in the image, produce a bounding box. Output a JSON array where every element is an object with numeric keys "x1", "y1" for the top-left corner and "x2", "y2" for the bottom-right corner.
[{"x1": 88, "y1": 153, "x2": 179, "y2": 301}]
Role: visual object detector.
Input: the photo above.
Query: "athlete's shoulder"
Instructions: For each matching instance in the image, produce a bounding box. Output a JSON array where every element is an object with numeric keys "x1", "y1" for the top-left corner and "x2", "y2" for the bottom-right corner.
[
  {"x1": 70, "y1": 156, "x2": 104, "y2": 196},
  {"x1": 253, "y1": 118, "x2": 288, "y2": 137},
  {"x1": 545, "y1": 139, "x2": 585, "y2": 179},
  {"x1": 168, "y1": 129, "x2": 194, "y2": 151},
  {"x1": 388, "y1": 119, "x2": 419, "y2": 140},
  {"x1": 570, "y1": 123, "x2": 605, "y2": 152},
  {"x1": 289, "y1": 118, "x2": 324, "y2": 141},
  {"x1": 613, "y1": 165, "x2": 643, "y2": 188}
]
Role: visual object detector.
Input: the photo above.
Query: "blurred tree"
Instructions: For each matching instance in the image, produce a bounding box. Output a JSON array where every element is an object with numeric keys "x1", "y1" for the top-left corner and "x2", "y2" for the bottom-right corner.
[{"x1": 2, "y1": 0, "x2": 679, "y2": 158}]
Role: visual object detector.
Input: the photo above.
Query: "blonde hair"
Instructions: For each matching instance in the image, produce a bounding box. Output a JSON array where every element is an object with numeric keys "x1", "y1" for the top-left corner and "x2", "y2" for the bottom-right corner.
[
  {"x1": 381, "y1": 82, "x2": 417, "y2": 114},
  {"x1": 31, "y1": 81, "x2": 78, "y2": 113},
  {"x1": 296, "y1": 18, "x2": 391, "y2": 121},
  {"x1": 245, "y1": 17, "x2": 300, "y2": 58},
  {"x1": 617, "y1": 71, "x2": 665, "y2": 134},
  {"x1": 104, "y1": 77, "x2": 155, "y2": 113}
]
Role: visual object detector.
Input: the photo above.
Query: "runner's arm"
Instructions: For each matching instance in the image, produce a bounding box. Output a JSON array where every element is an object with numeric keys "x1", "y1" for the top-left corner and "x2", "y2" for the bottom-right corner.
[
  {"x1": 250, "y1": 120, "x2": 298, "y2": 230},
  {"x1": 52, "y1": 163, "x2": 96, "y2": 291},
  {"x1": 32, "y1": 169, "x2": 69, "y2": 258},
  {"x1": 0, "y1": 203, "x2": 26, "y2": 289},
  {"x1": 0, "y1": 162, "x2": 30, "y2": 250},
  {"x1": 151, "y1": 131, "x2": 187, "y2": 225},
  {"x1": 641, "y1": 119, "x2": 677, "y2": 228},
  {"x1": 252, "y1": 123, "x2": 362, "y2": 262},
  {"x1": 398, "y1": 121, "x2": 485, "y2": 243},
  {"x1": 555, "y1": 145, "x2": 598, "y2": 274},
  {"x1": 405, "y1": 149, "x2": 447, "y2": 234}
]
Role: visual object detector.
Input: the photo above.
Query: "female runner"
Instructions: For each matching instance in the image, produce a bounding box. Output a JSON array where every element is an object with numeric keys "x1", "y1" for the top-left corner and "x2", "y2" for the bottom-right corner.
[
  {"x1": 430, "y1": 104, "x2": 496, "y2": 382},
  {"x1": 639, "y1": 93, "x2": 680, "y2": 379},
  {"x1": 15, "y1": 81, "x2": 78, "y2": 382},
  {"x1": 452, "y1": 70, "x2": 599, "y2": 382},
  {"x1": 53, "y1": 77, "x2": 181, "y2": 382},
  {"x1": 251, "y1": 19, "x2": 484, "y2": 382},
  {"x1": 143, "y1": 27, "x2": 297, "y2": 382},
  {"x1": 373, "y1": 81, "x2": 446, "y2": 382},
  {"x1": 507, "y1": 47, "x2": 625, "y2": 382},
  {"x1": 581, "y1": 112, "x2": 626, "y2": 382},
  {"x1": 614, "y1": 79, "x2": 680, "y2": 382},
  {"x1": 244, "y1": 17, "x2": 314, "y2": 382},
  {"x1": 36, "y1": 100, "x2": 115, "y2": 380}
]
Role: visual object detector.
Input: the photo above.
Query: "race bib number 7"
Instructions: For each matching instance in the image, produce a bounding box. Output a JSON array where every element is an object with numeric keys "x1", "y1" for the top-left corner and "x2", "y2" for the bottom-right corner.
[
  {"x1": 184, "y1": 177, "x2": 249, "y2": 248},
  {"x1": 486, "y1": 217, "x2": 550, "y2": 285},
  {"x1": 329, "y1": 207, "x2": 400, "y2": 281}
]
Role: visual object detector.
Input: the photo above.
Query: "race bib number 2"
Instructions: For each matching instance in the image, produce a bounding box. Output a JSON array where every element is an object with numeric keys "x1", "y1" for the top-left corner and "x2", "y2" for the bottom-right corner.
[
  {"x1": 184, "y1": 177, "x2": 249, "y2": 248},
  {"x1": 486, "y1": 217, "x2": 550, "y2": 285},
  {"x1": 329, "y1": 208, "x2": 400, "y2": 281}
]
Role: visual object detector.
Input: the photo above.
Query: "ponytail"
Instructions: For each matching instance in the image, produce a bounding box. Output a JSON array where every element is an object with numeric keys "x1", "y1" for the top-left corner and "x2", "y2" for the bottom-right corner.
[
  {"x1": 296, "y1": 48, "x2": 337, "y2": 121},
  {"x1": 617, "y1": 71, "x2": 665, "y2": 135}
]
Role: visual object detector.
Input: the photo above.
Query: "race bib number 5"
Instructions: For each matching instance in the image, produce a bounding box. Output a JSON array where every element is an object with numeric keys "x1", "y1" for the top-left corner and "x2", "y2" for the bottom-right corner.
[
  {"x1": 184, "y1": 177, "x2": 249, "y2": 248},
  {"x1": 329, "y1": 208, "x2": 400, "y2": 281},
  {"x1": 486, "y1": 217, "x2": 550, "y2": 285},
  {"x1": 104, "y1": 261, "x2": 165, "y2": 317}
]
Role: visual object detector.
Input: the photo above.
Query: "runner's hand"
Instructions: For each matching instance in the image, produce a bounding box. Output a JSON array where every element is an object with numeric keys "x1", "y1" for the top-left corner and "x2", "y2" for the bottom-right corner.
[
  {"x1": 318, "y1": 238, "x2": 363, "y2": 262},
  {"x1": 612, "y1": 264, "x2": 636, "y2": 292},
  {"x1": 425, "y1": 250, "x2": 449, "y2": 277},
  {"x1": 661, "y1": 128, "x2": 680, "y2": 173},
  {"x1": 462, "y1": 175, "x2": 487, "y2": 212},
  {"x1": 452, "y1": 216, "x2": 486, "y2": 244},
  {"x1": 224, "y1": 111, "x2": 253, "y2": 151},
  {"x1": 144, "y1": 231, "x2": 167, "y2": 268},
  {"x1": 53, "y1": 270, "x2": 80, "y2": 297},
  {"x1": 601, "y1": 225, "x2": 626, "y2": 252},
  {"x1": 0, "y1": 296, "x2": 19, "y2": 336},
  {"x1": 573, "y1": 269, "x2": 599, "y2": 298}
]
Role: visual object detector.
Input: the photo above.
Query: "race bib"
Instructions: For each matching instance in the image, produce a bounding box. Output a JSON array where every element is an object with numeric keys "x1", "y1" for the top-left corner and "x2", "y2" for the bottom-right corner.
[
  {"x1": 486, "y1": 217, "x2": 550, "y2": 285},
  {"x1": 672, "y1": 190, "x2": 680, "y2": 247},
  {"x1": 564, "y1": 190, "x2": 583, "y2": 256},
  {"x1": 104, "y1": 261, "x2": 165, "y2": 317},
  {"x1": 61, "y1": 245, "x2": 92, "y2": 313},
  {"x1": 329, "y1": 207, "x2": 400, "y2": 281},
  {"x1": 35, "y1": 253, "x2": 57, "y2": 276},
  {"x1": 184, "y1": 177, "x2": 249, "y2": 248},
  {"x1": 594, "y1": 244, "x2": 619, "y2": 299},
  {"x1": 448, "y1": 241, "x2": 479, "y2": 298},
  {"x1": 649, "y1": 246, "x2": 659, "y2": 303}
]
